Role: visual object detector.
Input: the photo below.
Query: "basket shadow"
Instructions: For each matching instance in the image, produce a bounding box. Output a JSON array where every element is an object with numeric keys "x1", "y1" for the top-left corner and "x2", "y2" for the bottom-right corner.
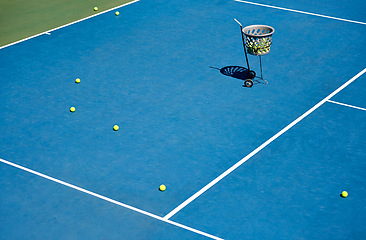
[{"x1": 210, "y1": 66, "x2": 250, "y2": 81}]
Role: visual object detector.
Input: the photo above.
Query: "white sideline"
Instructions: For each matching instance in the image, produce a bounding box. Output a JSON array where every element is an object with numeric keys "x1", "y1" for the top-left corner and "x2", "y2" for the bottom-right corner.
[
  {"x1": 164, "y1": 67, "x2": 366, "y2": 220},
  {"x1": 0, "y1": 0, "x2": 141, "y2": 50},
  {"x1": 234, "y1": 0, "x2": 366, "y2": 25},
  {"x1": 327, "y1": 100, "x2": 366, "y2": 111},
  {"x1": 0, "y1": 158, "x2": 223, "y2": 240}
]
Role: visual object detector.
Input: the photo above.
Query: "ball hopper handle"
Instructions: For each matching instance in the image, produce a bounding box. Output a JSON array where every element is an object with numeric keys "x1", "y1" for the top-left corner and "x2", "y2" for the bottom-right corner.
[
  {"x1": 234, "y1": 18, "x2": 251, "y2": 73},
  {"x1": 234, "y1": 18, "x2": 242, "y2": 27}
]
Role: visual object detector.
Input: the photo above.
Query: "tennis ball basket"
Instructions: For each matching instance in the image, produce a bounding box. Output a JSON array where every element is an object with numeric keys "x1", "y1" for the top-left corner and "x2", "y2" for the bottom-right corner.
[{"x1": 234, "y1": 19, "x2": 275, "y2": 87}]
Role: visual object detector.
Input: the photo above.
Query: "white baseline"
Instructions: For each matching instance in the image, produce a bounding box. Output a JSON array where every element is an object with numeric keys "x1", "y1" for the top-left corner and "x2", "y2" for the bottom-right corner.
[
  {"x1": 0, "y1": 158, "x2": 223, "y2": 240},
  {"x1": 164, "y1": 67, "x2": 366, "y2": 220},
  {"x1": 234, "y1": 0, "x2": 366, "y2": 25}
]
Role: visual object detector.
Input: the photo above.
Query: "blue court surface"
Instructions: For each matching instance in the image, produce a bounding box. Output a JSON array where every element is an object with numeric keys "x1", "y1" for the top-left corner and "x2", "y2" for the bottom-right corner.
[{"x1": 1, "y1": 0, "x2": 366, "y2": 239}]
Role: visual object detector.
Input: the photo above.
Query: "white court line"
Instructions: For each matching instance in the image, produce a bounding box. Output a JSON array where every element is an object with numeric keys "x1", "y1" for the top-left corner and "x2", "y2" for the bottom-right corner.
[
  {"x1": 0, "y1": 158, "x2": 223, "y2": 240},
  {"x1": 234, "y1": 0, "x2": 366, "y2": 25},
  {"x1": 327, "y1": 100, "x2": 366, "y2": 111},
  {"x1": 164, "y1": 67, "x2": 366, "y2": 220},
  {"x1": 0, "y1": 0, "x2": 140, "y2": 50}
]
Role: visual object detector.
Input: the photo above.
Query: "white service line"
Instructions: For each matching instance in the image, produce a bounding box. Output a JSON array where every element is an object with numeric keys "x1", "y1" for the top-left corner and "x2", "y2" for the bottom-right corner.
[
  {"x1": 327, "y1": 100, "x2": 366, "y2": 111},
  {"x1": 164, "y1": 67, "x2": 366, "y2": 220},
  {"x1": 0, "y1": 158, "x2": 223, "y2": 240},
  {"x1": 234, "y1": 0, "x2": 366, "y2": 25},
  {"x1": 0, "y1": 0, "x2": 141, "y2": 50}
]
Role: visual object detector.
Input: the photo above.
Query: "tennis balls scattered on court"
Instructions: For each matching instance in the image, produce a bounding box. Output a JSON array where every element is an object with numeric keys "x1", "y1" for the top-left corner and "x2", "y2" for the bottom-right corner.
[
  {"x1": 159, "y1": 184, "x2": 166, "y2": 191},
  {"x1": 94, "y1": 7, "x2": 98, "y2": 11},
  {"x1": 341, "y1": 191, "x2": 348, "y2": 198},
  {"x1": 75, "y1": 78, "x2": 81, "y2": 83},
  {"x1": 115, "y1": 11, "x2": 120, "y2": 16},
  {"x1": 113, "y1": 125, "x2": 119, "y2": 131},
  {"x1": 70, "y1": 107, "x2": 76, "y2": 112}
]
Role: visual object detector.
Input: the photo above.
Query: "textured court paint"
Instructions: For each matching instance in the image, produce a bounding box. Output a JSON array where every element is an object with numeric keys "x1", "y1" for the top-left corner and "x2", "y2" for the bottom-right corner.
[
  {"x1": 171, "y1": 98, "x2": 366, "y2": 240},
  {"x1": 0, "y1": 158, "x2": 223, "y2": 240},
  {"x1": 164, "y1": 67, "x2": 366, "y2": 220},
  {"x1": 234, "y1": 0, "x2": 366, "y2": 25},
  {"x1": 1, "y1": 0, "x2": 366, "y2": 239},
  {"x1": 0, "y1": 163, "x2": 221, "y2": 240}
]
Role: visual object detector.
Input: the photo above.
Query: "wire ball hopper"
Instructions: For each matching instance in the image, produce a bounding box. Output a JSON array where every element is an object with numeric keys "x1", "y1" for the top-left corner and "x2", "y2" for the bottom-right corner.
[{"x1": 234, "y1": 19, "x2": 275, "y2": 88}]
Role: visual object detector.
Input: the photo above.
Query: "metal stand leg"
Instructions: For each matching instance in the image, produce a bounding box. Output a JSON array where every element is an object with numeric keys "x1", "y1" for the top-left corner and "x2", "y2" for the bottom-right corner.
[
  {"x1": 234, "y1": 19, "x2": 253, "y2": 79},
  {"x1": 259, "y1": 55, "x2": 263, "y2": 79},
  {"x1": 240, "y1": 28, "x2": 251, "y2": 74},
  {"x1": 259, "y1": 55, "x2": 268, "y2": 84}
]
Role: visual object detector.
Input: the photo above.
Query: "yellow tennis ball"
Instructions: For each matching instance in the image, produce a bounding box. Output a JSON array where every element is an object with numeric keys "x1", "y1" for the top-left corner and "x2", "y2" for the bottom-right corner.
[
  {"x1": 341, "y1": 191, "x2": 348, "y2": 198},
  {"x1": 70, "y1": 107, "x2": 76, "y2": 112},
  {"x1": 115, "y1": 11, "x2": 120, "y2": 16},
  {"x1": 94, "y1": 7, "x2": 98, "y2": 11},
  {"x1": 113, "y1": 125, "x2": 119, "y2": 131},
  {"x1": 75, "y1": 78, "x2": 81, "y2": 83},
  {"x1": 159, "y1": 184, "x2": 166, "y2": 191}
]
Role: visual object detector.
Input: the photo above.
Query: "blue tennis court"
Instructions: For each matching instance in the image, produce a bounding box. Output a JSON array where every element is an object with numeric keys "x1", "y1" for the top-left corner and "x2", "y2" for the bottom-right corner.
[{"x1": 1, "y1": 0, "x2": 366, "y2": 239}]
